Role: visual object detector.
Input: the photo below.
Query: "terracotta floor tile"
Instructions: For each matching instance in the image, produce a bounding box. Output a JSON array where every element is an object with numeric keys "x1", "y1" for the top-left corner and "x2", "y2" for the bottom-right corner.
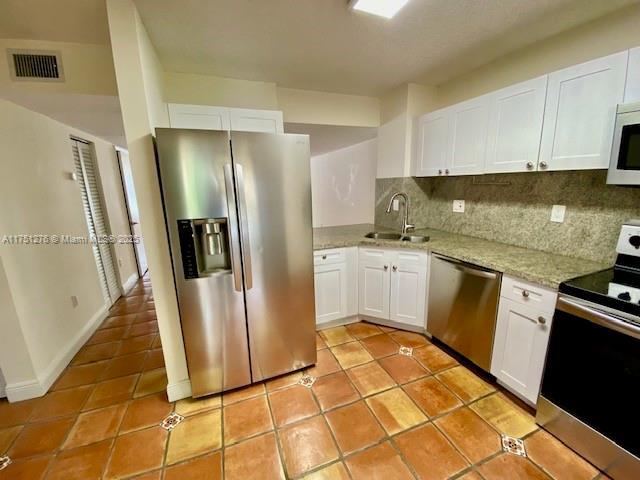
[
  {"x1": 378, "y1": 354, "x2": 429, "y2": 384},
  {"x1": 142, "y1": 348, "x2": 165, "y2": 371},
  {"x1": 435, "y1": 407, "x2": 501, "y2": 463},
  {"x1": 9, "y1": 417, "x2": 74, "y2": 458},
  {"x1": 346, "y1": 361, "x2": 396, "y2": 396},
  {"x1": 87, "y1": 326, "x2": 129, "y2": 346},
  {"x1": 0, "y1": 455, "x2": 51, "y2": 480},
  {"x1": 224, "y1": 432, "x2": 284, "y2": 480},
  {"x1": 365, "y1": 388, "x2": 426, "y2": 435},
  {"x1": 525, "y1": 429, "x2": 599, "y2": 480},
  {"x1": 316, "y1": 333, "x2": 327, "y2": 350},
  {"x1": 359, "y1": 334, "x2": 400, "y2": 359},
  {"x1": 135, "y1": 310, "x2": 157, "y2": 324},
  {"x1": 319, "y1": 326, "x2": 355, "y2": 346},
  {"x1": 47, "y1": 439, "x2": 112, "y2": 480},
  {"x1": 151, "y1": 335, "x2": 162, "y2": 349},
  {"x1": 72, "y1": 342, "x2": 120, "y2": 365},
  {"x1": 312, "y1": 371, "x2": 360, "y2": 411},
  {"x1": 30, "y1": 385, "x2": 93, "y2": 421},
  {"x1": 126, "y1": 320, "x2": 159, "y2": 338},
  {"x1": 0, "y1": 399, "x2": 38, "y2": 428},
  {"x1": 413, "y1": 344, "x2": 458, "y2": 372},
  {"x1": 164, "y1": 451, "x2": 222, "y2": 480},
  {"x1": 470, "y1": 392, "x2": 537, "y2": 438},
  {"x1": 174, "y1": 394, "x2": 221, "y2": 416},
  {"x1": 395, "y1": 423, "x2": 469, "y2": 480},
  {"x1": 134, "y1": 368, "x2": 167, "y2": 398},
  {"x1": 269, "y1": 385, "x2": 319, "y2": 427},
  {"x1": 457, "y1": 472, "x2": 484, "y2": 480},
  {"x1": 0, "y1": 425, "x2": 22, "y2": 453},
  {"x1": 83, "y1": 374, "x2": 139, "y2": 410},
  {"x1": 330, "y1": 342, "x2": 373, "y2": 369},
  {"x1": 223, "y1": 395, "x2": 273, "y2": 444},
  {"x1": 305, "y1": 349, "x2": 341, "y2": 377},
  {"x1": 52, "y1": 361, "x2": 108, "y2": 391},
  {"x1": 479, "y1": 453, "x2": 551, "y2": 480},
  {"x1": 403, "y1": 376, "x2": 462, "y2": 418},
  {"x1": 165, "y1": 409, "x2": 221, "y2": 465},
  {"x1": 302, "y1": 462, "x2": 350, "y2": 479},
  {"x1": 345, "y1": 441, "x2": 414, "y2": 480},
  {"x1": 388, "y1": 330, "x2": 429, "y2": 348},
  {"x1": 266, "y1": 371, "x2": 303, "y2": 392},
  {"x1": 105, "y1": 426, "x2": 167, "y2": 479},
  {"x1": 100, "y1": 314, "x2": 136, "y2": 330},
  {"x1": 119, "y1": 392, "x2": 172, "y2": 433},
  {"x1": 98, "y1": 351, "x2": 147, "y2": 381},
  {"x1": 278, "y1": 415, "x2": 339, "y2": 478},
  {"x1": 378, "y1": 325, "x2": 397, "y2": 332},
  {"x1": 133, "y1": 470, "x2": 162, "y2": 480},
  {"x1": 346, "y1": 322, "x2": 383, "y2": 339},
  {"x1": 109, "y1": 304, "x2": 139, "y2": 316},
  {"x1": 325, "y1": 401, "x2": 385, "y2": 455},
  {"x1": 223, "y1": 382, "x2": 266, "y2": 405},
  {"x1": 64, "y1": 403, "x2": 127, "y2": 449},
  {"x1": 436, "y1": 366, "x2": 495, "y2": 403},
  {"x1": 116, "y1": 334, "x2": 155, "y2": 356}
]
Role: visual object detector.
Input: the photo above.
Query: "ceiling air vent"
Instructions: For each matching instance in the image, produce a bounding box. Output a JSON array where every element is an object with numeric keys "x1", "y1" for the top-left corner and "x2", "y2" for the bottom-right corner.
[{"x1": 7, "y1": 49, "x2": 64, "y2": 82}]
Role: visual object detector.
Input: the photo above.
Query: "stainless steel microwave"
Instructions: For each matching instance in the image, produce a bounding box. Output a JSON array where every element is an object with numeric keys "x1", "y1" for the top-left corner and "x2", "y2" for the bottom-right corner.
[{"x1": 607, "y1": 102, "x2": 640, "y2": 185}]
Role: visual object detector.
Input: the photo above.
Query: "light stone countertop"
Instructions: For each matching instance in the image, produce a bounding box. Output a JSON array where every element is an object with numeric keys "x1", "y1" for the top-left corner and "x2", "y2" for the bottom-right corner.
[{"x1": 313, "y1": 223, "x2": 609, "y2": 289}]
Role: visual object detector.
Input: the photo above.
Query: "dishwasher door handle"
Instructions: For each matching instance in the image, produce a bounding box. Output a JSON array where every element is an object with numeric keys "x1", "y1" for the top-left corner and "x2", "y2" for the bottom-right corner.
[{"x1": 433, "y1": 255, "x2": 498, "y2": 279}]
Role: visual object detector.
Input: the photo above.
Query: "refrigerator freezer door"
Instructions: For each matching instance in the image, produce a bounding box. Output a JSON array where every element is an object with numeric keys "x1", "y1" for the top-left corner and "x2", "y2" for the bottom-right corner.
[
  {"x1": 155, "y1": 128, "x2": 251, "y2": 397},
  {"x1": 231, "y1": 131, "x2": 316, "y2": 382}
]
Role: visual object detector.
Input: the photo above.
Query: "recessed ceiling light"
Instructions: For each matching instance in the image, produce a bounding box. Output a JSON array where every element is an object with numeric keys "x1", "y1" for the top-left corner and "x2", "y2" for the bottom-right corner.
[{"x1": 349, "y1": 0, "x2": 411, "y2": 19}]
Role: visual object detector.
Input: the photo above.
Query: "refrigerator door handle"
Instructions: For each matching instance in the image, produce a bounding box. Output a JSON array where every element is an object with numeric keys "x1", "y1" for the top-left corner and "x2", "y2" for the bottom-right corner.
[
  {"x1": 223, "y1": 164, "x2": 243, "y2": 292},
  {"x1": 234, "y1": 163, "x2": 253, "y2": 290}
]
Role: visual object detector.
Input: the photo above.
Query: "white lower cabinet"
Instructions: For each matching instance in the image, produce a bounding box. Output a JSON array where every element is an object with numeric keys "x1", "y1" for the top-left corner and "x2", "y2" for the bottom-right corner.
[
  {"x1": 314, "y1": 248, "x2": 357, "y2": 326},
  {"x1": 358, "y1": 248, "x2": 428, "y2": 329},
  {"x1": 491, "y1": 276, "x2": 557, "y2": 405}
]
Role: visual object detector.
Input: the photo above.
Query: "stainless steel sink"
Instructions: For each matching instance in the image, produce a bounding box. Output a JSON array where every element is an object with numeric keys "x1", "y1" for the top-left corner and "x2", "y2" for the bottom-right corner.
[{"x1": 364, "y1": 232, "x2": 429, "y2": 243}]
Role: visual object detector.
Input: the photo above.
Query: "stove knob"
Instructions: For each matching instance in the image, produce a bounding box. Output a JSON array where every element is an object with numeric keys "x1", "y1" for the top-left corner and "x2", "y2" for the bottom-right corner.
[{"x1": 618, "y1": 291, "x2": 632, "y2": 301}]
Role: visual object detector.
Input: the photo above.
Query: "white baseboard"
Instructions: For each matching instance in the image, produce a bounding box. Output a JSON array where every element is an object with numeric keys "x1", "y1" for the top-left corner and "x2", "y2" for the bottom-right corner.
[
  {"x1": 5, "y1": 303, "x2": 109, "y2": 403},
  {"x1": 122, "y1": 272, "x2": 139, "y2": 295},
  {"x1": 167, "y1": 378, "x2": 192, "y2": 402}
]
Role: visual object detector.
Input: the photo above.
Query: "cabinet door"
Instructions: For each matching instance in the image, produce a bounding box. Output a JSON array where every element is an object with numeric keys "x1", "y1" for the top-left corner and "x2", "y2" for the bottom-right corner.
[
  {"x1": 358, "y1": 249, "x2": 390, "y2": 319},
  {"x1": 625, "y1": 47, "x2": 640, "y2": 102},
  {"x1": 539, "y1": 51, "x2": 628, "y2": 171},
  {"x1": 314, "y1": 262, "x2": 347, "y2": 325},
  {"x1": 229, "y1": 108, "x2": 284, "y2": 133},
  {"x1": 414, "y1": 109, "x2": 451, "y2": 177},
  {"x1": 448, "y1": 95, "x2": 490, "y2": 175},
  {"x1": 167, "y1": 104, "x2": 230, "y2": 130},
  {"x1": 490, "y1": 298, "x2": 553, "y2": 404},
  {"x1": 389, "y1": 251, "x2": 427, "y2": 328},
  {"x1": 485, "y1": 76, "x2": 547, "y2": 173}
]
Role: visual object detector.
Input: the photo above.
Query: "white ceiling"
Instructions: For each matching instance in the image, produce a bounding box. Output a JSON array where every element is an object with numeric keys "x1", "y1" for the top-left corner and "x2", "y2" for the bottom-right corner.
[
  {"x1": 134, "y1": 0, "x2": 638, "y2": 95},
  {"x1": 284, "y1": 123, "x2": 378, "y2": 156}
]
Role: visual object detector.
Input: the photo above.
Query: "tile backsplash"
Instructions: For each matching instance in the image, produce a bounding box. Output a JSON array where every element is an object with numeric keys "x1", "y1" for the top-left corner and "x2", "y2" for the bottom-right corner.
[{"x1": 375, "y1": 170, "x2": 640, "y2": 264}]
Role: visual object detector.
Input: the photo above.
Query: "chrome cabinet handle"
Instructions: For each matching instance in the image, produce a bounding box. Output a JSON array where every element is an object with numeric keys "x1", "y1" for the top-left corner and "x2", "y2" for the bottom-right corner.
[
  {"x1": 526, "y1": 161, "x2": 534, "y2": 169},
  {"x1": 384, "y1": 265, "x2": 389, "y2": 271},
  {"x1": 539, "y1": 161, "x2": 548, "y2": 169},
  {"x1": 445, "y1": 169, "x2": 450, "y2": 175},
  {"x1": 522, "y1": 290, "x2": 530, "y2": 298},
  {"x1": 392, "y1": 265, "x2": 397, "y2": 272},
  {"x1": 438, "y1": 169, "x2": 443, "y2": 175},
  {"x1": 224, "y1": 164, "x2": 243, "y2": 292},
  {"x1": 322, "y1": 254, "x2": 327, "y2": 260},
  {"x1": 538, "y1": 316, "x2": 546, "y2": 325}
]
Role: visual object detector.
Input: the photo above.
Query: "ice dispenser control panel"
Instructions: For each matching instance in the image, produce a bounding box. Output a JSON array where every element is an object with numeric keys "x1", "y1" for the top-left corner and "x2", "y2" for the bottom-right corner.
[{"x1": 177, "y1": 218, "x2": 231, "y2": 279}]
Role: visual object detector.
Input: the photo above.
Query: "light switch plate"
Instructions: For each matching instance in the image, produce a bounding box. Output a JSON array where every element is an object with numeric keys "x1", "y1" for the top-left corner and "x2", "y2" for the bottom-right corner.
[
  {"x1": 392, "y1": 199, "x2": 400, "y2": 211},
  {"x1": 453, "y1": 200, "x2": 465, "y2": 213},
  {"x1": 551, "y1": 205, "x2": 566, "y2": 223}
]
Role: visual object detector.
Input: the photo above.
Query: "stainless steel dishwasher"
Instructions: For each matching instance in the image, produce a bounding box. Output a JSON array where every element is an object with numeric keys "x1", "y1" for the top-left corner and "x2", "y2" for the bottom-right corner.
[{"x1": 427, "y1": 254, "x2": 501, "y2": 371}]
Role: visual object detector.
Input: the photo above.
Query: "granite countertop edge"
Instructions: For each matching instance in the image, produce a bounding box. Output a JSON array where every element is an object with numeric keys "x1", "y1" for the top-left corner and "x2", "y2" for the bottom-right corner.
[{"x1": 312, "y1": 224, "x2": 610, "y2": 289}]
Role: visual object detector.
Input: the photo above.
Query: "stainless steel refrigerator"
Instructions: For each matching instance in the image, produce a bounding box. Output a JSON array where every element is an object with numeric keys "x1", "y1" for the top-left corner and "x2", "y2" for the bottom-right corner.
[{"x1": 155, "y1": 128, "x2": 316, "y2": 397}]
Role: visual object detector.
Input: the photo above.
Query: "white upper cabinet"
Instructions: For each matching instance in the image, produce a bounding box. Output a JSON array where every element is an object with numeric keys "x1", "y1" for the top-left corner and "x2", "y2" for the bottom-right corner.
[
  {"x1": 485, "y1": 76, "x2": 548, "y2": 173},
  {"x1": 448, "y1": 95, "x2": 490, "y2": 175},
  {"x1": 229, "y1": 108, "x2": 284, "y2": 134},
  {"x1": 168, "y1": 104, "x2": 284, "y2": 133},
  {"x1": 625, "y1": 47, "x2": 640, "y2": 102},
  {"x1": 539, "y1": 51, "x2": 628, "y2": 171},
  {"x1": 168, "y1": 104, "x2": 230, "y2": 130},
  {"x1": 414, "y1": 109, "x2": 451, "y2": 177}
]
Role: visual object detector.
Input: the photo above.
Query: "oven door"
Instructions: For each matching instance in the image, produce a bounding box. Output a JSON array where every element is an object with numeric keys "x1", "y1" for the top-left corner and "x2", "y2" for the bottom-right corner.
[
  {"x1": 607, "y1": 104, "x2": 640, "y2": 185},
  {"x1": 537, "y1": 294, "x2": 640, "y2": 479}
]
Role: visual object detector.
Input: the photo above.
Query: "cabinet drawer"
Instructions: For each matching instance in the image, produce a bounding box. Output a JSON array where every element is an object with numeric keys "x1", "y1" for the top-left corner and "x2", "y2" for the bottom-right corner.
[
  {"x1": 394, "y1": 250, "x2": 428, "y2": 268},
  {"x1": 500, "y1": 275, "x2": 557, "y2": 312},
  {"x1": 314, "y1": 248, "x2": 346, "y2": 266}
]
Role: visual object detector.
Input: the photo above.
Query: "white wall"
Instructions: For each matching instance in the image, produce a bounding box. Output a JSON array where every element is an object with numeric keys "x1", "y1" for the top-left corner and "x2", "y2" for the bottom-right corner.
[
  {"x1": 311, "y1": 139, "x2": 377, "y2": 227},
  {"x1": 0, "y1": 98, "x2": 136, "y2": 401}
]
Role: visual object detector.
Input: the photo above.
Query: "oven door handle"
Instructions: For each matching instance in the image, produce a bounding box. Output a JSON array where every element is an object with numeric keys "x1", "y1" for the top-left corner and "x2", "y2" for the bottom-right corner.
[{"x1": 557, "y1": 295, "x2": 640, "y2": 340}]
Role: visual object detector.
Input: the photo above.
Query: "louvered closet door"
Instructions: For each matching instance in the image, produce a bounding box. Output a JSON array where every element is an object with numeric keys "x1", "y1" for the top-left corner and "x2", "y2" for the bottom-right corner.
[{"x1": 72, "y1": 140, "x2": 120, "y2": 305}]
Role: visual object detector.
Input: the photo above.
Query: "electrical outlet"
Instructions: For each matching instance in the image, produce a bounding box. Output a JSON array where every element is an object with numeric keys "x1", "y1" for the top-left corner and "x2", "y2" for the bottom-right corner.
[
  {"x1": 392, "y1": 199, "x2": 400, "y2": 211},
  {"x1": 70, "y1": 295, "x2": 79, "y2": 308},
  {"x1": 551, "y1": 205, "x2": 566, "y2": 223},
  {"x1": 452, "y1": 200, "x2": 465, "y2": 213}
]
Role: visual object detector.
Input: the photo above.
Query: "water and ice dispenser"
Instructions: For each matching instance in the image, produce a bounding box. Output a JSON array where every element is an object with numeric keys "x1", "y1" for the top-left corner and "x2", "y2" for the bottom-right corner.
[{"x1": 177, "y1": 218, "x2": 231, "y2": 279}]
